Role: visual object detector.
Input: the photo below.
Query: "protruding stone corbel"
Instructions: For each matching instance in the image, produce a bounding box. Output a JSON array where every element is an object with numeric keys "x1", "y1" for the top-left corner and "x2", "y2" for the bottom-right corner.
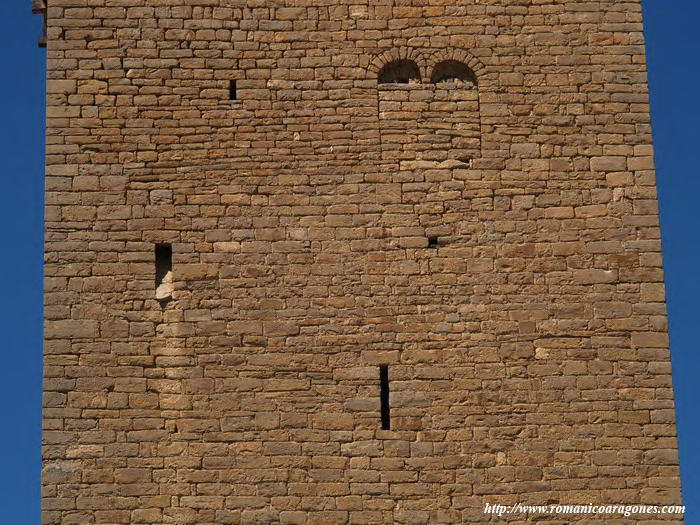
[{"x1": 31, "y1": 0, "x2": 47, "y2": 48}]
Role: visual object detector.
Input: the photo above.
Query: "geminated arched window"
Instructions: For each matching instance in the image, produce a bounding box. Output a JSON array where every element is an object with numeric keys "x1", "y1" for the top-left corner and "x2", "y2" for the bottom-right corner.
[
  {"x1": 378, "y1": 59, "x2": 421, "y2": 84},
  {"x1": 430, "y1": 60, "x2": 477, "y2": 86}
]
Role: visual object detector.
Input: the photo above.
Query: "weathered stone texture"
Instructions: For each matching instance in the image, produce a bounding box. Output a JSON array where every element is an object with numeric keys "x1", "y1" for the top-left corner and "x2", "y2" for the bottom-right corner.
[{"x1": 39, "y1": 0, "x2": 682, "y2": 523}]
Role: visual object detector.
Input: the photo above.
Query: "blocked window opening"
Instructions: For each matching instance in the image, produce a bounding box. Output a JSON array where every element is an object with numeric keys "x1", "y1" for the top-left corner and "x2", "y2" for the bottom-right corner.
[
  {"x1": 155, "y1": 243, "x2": 173, "y2": 305},
  {"x1": 378, "y1": 60, "x2": 421, "y2": 84},
  {"x1": 430, "y1": 60, "x2": 477, "y2": 86},
  {"x1": 379, "y1": 365, "x2": 391, "y2": 430},
  {"x1": 229, "y1": 80, "x2": 237, "y2": 100},
  {"x1": 427, "y1": 236, "x2": 439, "y2": 248}
]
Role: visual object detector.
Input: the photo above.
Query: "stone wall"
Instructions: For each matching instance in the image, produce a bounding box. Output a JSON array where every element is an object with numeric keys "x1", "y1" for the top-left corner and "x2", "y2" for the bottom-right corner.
[{"x1": 40, "y1": 0, "x2": 683, "y2": 523}]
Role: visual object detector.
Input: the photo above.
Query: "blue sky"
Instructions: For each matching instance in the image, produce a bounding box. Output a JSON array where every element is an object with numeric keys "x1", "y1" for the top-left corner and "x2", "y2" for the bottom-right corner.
[
  {"x1": 0, "y1": 1, "x2": 697, "y2": 523},
  {"x1": 643, "y1": 0, "x2": 700, "y2": 520},
  {"x1": 0, "y1": 3, "x2": 45, "y2": 523}
]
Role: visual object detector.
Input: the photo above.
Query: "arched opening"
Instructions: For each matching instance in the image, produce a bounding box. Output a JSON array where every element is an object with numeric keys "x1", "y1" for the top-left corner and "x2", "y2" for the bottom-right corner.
[
  {"x1": 378, "y1": 59, "x2": 421, "y2": 84},
  {"x1": 430, "y1": 60, "x2": 477, "y2": 86}
]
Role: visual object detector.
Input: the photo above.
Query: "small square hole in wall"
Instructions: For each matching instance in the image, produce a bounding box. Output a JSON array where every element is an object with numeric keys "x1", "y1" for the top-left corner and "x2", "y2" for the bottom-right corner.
[
  {"x1": 229, "y1": 80, "x2": 237, "y2": 101},
  {"x1": 427, "y1": 236, "x2": 439, "y2": 248}
]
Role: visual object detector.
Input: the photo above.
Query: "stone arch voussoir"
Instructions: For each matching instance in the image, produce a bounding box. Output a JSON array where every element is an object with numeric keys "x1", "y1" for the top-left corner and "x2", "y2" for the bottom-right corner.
[
  {"x1": 368, "y1": 47, "x2": 430, "y2": 81},
  {"x1": 427, "y1": 49, "x2": 494, "y2": 89}
]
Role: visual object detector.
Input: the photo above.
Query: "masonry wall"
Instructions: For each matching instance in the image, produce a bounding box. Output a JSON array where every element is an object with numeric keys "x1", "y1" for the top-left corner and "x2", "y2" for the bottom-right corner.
[{"x1": 40, "y1": 1, "x2": 683, "y2": 524}]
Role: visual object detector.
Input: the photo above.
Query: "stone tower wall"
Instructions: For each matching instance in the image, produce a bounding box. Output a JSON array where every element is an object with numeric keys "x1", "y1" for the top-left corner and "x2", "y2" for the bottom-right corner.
[{"x1": 40, "y1": 0, "x2": 683, "y2": 523}]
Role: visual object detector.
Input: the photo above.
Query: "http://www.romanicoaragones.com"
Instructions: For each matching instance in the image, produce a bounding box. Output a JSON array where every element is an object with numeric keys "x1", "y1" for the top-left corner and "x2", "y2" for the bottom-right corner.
[{"x1": 483, "y1": 502, "x2": 685, "y2": 518}]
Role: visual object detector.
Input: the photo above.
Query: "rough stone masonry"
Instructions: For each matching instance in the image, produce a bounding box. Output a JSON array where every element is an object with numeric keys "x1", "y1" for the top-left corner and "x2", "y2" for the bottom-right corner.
[{"x1": 36, "y1": 0, "x2": 683, "y2": 523}]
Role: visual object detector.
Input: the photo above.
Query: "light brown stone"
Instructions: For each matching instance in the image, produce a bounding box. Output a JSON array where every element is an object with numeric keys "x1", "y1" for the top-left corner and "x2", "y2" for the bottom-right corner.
[{"x1": 37, "y1": 1, "x2": 682, "y2": 523}]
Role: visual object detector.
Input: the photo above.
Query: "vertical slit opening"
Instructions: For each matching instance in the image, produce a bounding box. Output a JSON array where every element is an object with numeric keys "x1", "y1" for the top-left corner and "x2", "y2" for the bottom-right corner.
[
  {"x1": 229, "y1": 80, "x2": 237, "y2": 100},
  {"x1": 379, "y1": 365, "x2": 390, "y2": 430},
  {"x1": 155, "y1": 243, "x2": 173, "y2": 306}
]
